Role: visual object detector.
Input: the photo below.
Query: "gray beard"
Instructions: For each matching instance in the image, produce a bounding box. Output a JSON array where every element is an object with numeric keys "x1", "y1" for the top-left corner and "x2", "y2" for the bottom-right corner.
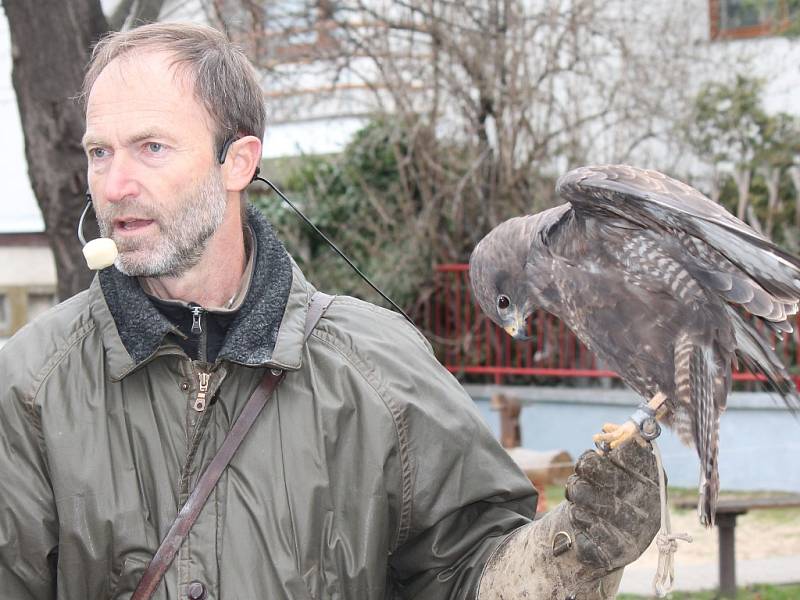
[{"x1": 97, "y1": 170, "x2": 228, "y2": 278}]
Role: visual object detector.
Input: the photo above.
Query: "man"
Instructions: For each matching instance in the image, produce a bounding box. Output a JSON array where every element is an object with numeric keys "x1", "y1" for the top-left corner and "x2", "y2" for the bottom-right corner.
[{"x1": 0, "y1": 23, "x2": 659, "y2": 599}]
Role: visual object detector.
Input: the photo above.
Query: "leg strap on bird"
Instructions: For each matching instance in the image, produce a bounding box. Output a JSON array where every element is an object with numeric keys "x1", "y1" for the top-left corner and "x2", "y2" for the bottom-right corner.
[
  {"x1": 650, "y1": 440, "x2": 693, "y2": 597},
  {"x1": 629, "y1": 403, "x2": 661, "y2": 441}
]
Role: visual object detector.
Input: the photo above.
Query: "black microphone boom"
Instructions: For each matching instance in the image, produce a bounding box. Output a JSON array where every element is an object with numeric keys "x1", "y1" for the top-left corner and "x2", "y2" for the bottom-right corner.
[
  {"x1": 77, "y1": 153, "x2": 414, "y2": 324},
  {"x1": 252, "y1": 172, "x2": 413, "y2": 325}
]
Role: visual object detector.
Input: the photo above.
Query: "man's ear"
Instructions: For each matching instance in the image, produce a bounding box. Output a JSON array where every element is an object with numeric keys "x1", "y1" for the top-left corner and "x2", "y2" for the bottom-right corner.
[{"x1": 221, "y1": 135, "x2": 262, "y2": 192}]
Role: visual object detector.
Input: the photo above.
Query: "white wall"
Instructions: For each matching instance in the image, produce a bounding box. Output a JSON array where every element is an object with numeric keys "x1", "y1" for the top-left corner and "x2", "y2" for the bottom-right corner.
[{"x1": 0, "y1": 246, "x2": 55, "y2": 287}]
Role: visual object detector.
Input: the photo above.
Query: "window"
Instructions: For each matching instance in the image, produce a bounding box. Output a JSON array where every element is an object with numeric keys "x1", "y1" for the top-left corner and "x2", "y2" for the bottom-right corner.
[
  {"x1": 0, "y1": 293, "x2": 7, "y2": 328},
  {"x1": 710, "y1": 0, "x2": 800, "y2": 39},
  {"x1": 27, "y1": 292, "x2": 56, "y2": 321}
]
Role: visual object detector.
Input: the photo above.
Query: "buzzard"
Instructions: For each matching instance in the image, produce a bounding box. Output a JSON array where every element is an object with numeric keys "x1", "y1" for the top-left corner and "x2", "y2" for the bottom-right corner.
[{"x1": 469, "y1": 164, "x2": 800, "y2": 526}]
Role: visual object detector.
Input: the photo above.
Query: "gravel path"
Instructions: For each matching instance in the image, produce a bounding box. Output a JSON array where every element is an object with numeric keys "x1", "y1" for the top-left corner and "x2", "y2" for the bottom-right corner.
[
  {"x1": 619, "y1": 505, "x2": 800, "y2": 595},
  {"x1": 633, "y1": 506, "x2": 800, "y2": 567}
]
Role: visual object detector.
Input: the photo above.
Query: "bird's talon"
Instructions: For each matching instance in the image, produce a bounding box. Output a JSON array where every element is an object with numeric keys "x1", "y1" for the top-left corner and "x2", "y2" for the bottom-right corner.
[
  {"x1": 593, "y1": 437, "x2": 610, "y2": 455},
  {"x1": 609, "y1": 438, "x2": 626, "y2": 450},
  {"x1": 593, "y1": 421, "x2": 639, "y2": 452}
]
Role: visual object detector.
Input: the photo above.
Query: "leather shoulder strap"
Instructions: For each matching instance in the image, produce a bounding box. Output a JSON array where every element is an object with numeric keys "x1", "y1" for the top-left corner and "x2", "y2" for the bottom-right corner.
[
  {"x1": 304, "y1": 291, "x2": 335, "y2": 342},
  {"x1": 132, "y1": 291, "x2": 335, "y2": 600}
]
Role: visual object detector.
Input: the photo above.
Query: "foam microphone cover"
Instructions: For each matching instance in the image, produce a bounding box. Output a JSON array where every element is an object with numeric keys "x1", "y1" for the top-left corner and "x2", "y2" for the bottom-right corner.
[{"x1": 82, "y1": 237, "x2": 119, "y2": 270}]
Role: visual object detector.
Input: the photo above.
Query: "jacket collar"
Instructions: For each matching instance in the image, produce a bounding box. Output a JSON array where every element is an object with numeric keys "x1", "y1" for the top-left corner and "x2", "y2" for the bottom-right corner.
[{"x1": 90, "y1": 205, "x2": 308, "y2": 380}]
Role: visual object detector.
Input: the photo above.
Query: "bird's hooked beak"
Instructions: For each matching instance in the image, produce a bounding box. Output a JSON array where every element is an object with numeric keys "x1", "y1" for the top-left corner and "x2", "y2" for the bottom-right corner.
[{"x1": 504, "y1": 309, "x2": 534, "y2": 340}]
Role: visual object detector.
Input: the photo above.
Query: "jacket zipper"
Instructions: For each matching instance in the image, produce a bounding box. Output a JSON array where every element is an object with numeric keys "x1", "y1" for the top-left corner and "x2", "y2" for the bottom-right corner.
[
  {"x1": 189, "y1": 304, "x2": 208, "y2": 361},
  {"x1": 194, "y1": 371, "x2": 210, "y2": 412},
  {"x1": 190, "y1": 305, "x2": 204, "y2": 334}
]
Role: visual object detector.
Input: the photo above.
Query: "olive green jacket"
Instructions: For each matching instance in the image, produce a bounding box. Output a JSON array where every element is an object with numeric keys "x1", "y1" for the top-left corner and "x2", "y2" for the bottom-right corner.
[{"x1": 0, "y1": 209, "x2": 536, "y2": 599}]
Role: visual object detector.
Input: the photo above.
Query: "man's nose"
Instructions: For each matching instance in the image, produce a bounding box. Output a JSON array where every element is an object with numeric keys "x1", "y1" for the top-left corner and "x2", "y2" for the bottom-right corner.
[{"x1": 102, "y1": 153, "x2": 140, "y2": 203}]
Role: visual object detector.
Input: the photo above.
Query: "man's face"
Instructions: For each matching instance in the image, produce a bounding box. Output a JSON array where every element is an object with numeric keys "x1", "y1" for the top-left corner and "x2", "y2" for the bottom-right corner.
[{"x1": 83, "y1": 50, "x2": 228, "y2": 277}]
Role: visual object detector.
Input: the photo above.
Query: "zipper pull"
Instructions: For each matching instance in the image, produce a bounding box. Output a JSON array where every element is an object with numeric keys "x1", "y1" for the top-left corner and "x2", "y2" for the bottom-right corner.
[
  {"x1": 194, "y1": 371, "x2": 210, "y2": 412},
  {"x1": 190, "y1": 305, "x2": 204, "y2": 335}
]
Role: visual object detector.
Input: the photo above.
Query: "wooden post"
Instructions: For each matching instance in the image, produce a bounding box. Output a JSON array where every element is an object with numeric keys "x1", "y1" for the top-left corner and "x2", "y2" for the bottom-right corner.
[
  {"x1": 717, "y1": 512, "x2": 740, "y2": 598},
  {"x1": 490, "y1": 394, "x2": 521, "y2": 448}
]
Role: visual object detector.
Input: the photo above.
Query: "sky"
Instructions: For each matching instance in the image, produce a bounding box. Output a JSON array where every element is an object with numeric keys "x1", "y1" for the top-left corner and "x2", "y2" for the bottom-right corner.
[{"x1": 0, "y1": 6, "x2": 43, "y2": 233}]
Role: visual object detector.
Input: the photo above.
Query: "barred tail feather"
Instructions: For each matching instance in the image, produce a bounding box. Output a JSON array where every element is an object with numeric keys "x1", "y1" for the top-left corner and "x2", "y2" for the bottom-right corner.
[
  {"x1": 698, "y1": 452, "x2": 719, "y2": 527},
  {"x1": 672, "y1": 333, "x2": 695, "y2": 447},
  {"x1": 690, "y1": 346, "x2": 721, "y2": 527}
]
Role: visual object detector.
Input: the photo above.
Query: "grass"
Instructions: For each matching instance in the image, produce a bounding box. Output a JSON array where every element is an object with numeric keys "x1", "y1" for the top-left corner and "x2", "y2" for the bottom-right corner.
[
  {"x1": 542, "y1": 483, "x2": 566, "y2": 508},
  {"x1": 667, "y1": 487, "x2": 800, "y2": 524},
  {"x1": 618, "y1": 583, "x2": 800, "y2": 599},
  {"x1": 666, "y1": 487, "x2": 800, "y2": 502},
  {"x1": 540, "y1": 484, "x2": 800, "y2": 516}
]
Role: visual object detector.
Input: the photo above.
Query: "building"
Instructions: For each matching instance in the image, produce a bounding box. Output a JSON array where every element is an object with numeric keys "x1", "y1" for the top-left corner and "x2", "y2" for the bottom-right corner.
[{"x1": 0, "y1": 232, "x2": 56, "y2": 345}]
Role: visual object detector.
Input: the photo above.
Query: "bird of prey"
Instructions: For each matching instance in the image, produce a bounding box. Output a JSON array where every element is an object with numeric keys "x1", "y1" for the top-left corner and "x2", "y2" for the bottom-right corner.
[{"x1": 469, "y1": 164, "x2": 800, "y2": 526}]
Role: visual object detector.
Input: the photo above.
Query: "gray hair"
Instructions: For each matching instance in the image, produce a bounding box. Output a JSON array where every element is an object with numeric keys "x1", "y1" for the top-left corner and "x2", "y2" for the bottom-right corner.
[{"x1": 83, "y1": 22, "x2": 266, "y2": 156}]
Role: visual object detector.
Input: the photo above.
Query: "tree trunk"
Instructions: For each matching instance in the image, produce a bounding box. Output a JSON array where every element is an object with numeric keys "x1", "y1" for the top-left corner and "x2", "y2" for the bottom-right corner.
[
  {"x1": 746, "y1": 204, "x2": 764, "y2": 235},
  {"x1": 5, "y1": 0, "x2": 109, "y2": 300},
  {"x1": 762, "y1": 166, "x2": 781, "y2": 238},
  {"x1": 733, "y1": 167, "x2": 751, "y2": 223},
  {"x1": 709, "y1": 168, "x2": 722, "y2": 204},
  {"x1": 790, "y1": 166, "x2": 800, "y2": 229}
]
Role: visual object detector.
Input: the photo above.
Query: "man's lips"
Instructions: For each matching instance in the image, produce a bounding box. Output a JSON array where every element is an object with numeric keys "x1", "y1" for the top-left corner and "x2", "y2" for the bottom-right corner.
[{"x1": 113, "y1": 218, "x2": 155, "y2": 233}]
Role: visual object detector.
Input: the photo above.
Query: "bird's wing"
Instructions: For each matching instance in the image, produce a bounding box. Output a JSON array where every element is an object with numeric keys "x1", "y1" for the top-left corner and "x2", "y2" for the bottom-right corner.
[
  {"x1": 556, "y1": 164, "x2": 800, "y2": 320},
  {"x1": 557, "y1": 164, "x2": 800, "y2": 412}
]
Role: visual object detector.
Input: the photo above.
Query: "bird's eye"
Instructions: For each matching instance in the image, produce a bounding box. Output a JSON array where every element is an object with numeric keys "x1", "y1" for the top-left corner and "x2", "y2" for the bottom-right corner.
[{"x1": 497, "y1": 295, "x2": 510, "y2": 310}]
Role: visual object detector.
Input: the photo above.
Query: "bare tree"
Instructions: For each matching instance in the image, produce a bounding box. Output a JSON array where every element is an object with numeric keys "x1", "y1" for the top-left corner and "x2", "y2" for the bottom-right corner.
[
  {"x1": 217, "y1": 1, "x2": 724, "y2": 320},
  {"x1": 686, "y1": 75, "x2": 768, "y2": 226},
  {"x1": 791, "y1": 166, "x2": 800, "y2": 229},
  {"x1": 4, "y1": 0, "x2": 165, "y2": 300},
  {"x1": 212, "y1": 0, "x2": 713, "y2": 265},
  {"x1": 757, "y1": 113, "x2": 800, "y2": 237}
]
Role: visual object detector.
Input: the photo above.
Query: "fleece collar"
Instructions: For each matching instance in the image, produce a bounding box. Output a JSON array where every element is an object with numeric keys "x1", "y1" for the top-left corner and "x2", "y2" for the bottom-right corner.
[{"x1": 90, "y1": 205, "x2": 305, "y2": 379}]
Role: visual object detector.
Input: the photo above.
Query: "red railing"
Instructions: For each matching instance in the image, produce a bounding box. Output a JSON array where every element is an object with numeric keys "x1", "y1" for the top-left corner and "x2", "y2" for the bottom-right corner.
[{"x1": 423, "y1": 264, "x2": 800, "y2": 387}]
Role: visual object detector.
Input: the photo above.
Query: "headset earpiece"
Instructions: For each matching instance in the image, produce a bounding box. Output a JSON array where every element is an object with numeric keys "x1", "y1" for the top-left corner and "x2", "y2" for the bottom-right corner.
[{"x1": 217, "y1": 137, "x2": 236, "y2": 164}]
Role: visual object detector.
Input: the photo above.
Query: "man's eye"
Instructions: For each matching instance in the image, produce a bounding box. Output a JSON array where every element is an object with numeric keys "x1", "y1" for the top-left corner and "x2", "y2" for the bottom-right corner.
[
  {"x1": 89, "y1": 148, "x2": 108, "y2": 159},
  {"x1": 146, "y1": 142, "x2": 165, "y2": 153}
]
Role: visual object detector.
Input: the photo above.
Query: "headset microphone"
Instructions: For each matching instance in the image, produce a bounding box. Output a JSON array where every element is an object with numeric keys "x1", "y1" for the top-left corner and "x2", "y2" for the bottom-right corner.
[
  {"x1": 74, "y1": 139, "x2": 412, "y2": 323},
  {"x1": 76, "y1": 138, "x2": 238, "y2": 272},
  {"x1": 77, "y1": 192, "x2": 119, "y2": 270}
]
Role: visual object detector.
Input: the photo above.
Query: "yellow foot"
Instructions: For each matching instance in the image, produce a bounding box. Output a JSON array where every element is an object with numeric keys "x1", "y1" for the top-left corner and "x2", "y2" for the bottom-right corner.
[{"x1": 592, "y1": 421, "x2": 644, "y2": 452}]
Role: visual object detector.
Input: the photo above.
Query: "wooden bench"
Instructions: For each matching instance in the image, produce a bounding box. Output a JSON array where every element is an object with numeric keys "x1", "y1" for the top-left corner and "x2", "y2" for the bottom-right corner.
[{"x1": 675, "y1": 495, "x2": 800, "y2": 598}]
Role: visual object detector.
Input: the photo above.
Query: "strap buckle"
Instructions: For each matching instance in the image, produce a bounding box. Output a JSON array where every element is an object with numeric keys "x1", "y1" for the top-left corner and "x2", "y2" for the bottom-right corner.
[{"x1": 552, "y1": 530, "x2": 573, "y2": 557}]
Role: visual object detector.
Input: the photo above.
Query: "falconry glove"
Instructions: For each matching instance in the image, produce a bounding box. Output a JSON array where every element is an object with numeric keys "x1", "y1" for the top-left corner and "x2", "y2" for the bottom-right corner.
[{"x1": 477, "y1": 442, "x2": 660, "y2": 599}]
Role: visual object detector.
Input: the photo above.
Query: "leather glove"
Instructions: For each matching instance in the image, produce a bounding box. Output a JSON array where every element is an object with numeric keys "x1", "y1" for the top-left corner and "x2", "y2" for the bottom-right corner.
[{"x1": 477, "y1": 441, "x2": 660, "y2": 600}]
